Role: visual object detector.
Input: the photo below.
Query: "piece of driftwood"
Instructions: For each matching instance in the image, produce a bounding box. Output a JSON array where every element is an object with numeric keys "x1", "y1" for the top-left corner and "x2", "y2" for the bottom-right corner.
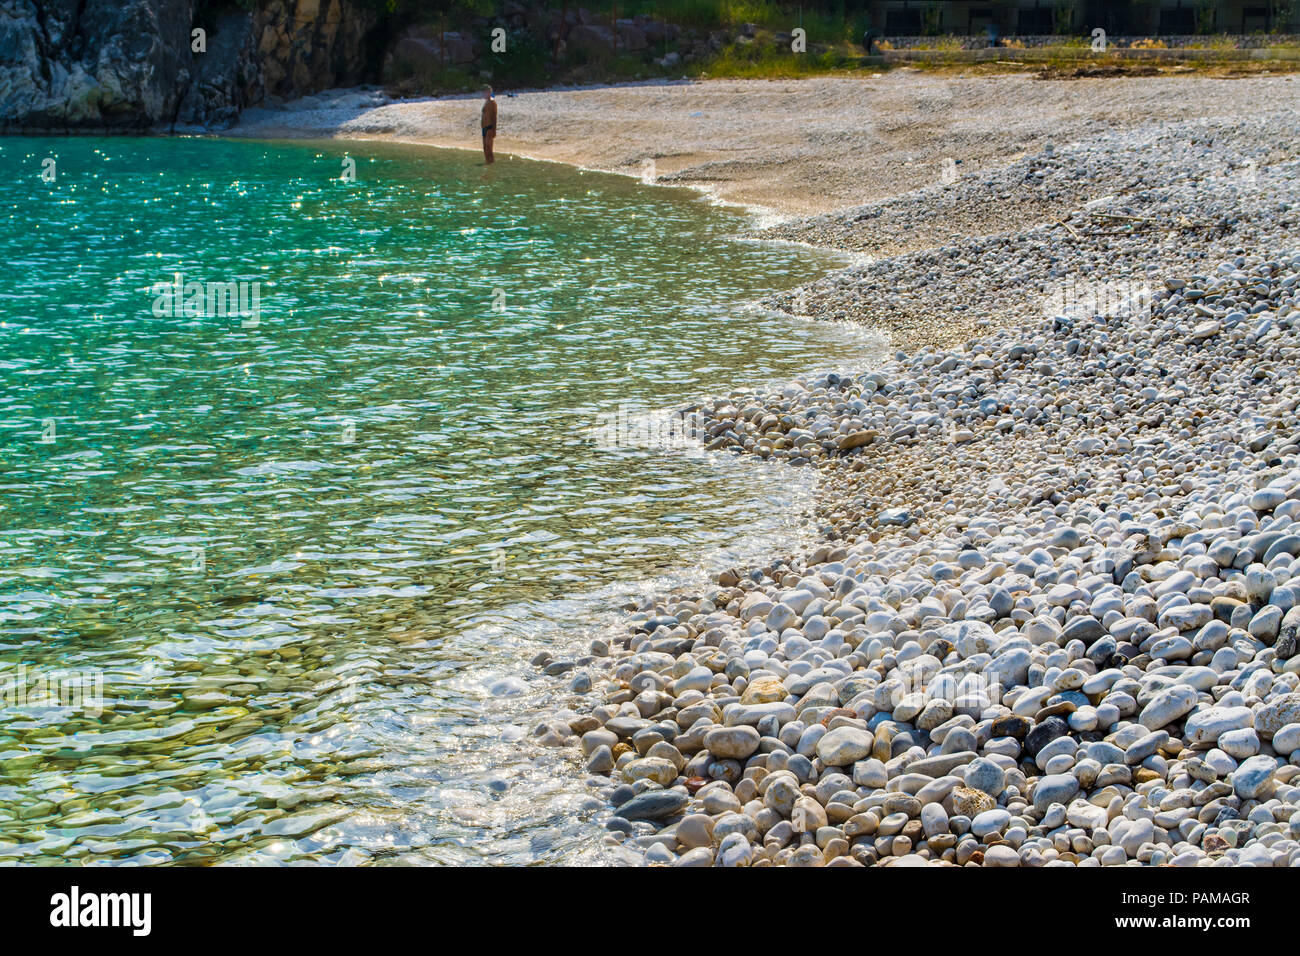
[{"x1": 1053, "y1": 218, "x2": 1080, "y2": 239}]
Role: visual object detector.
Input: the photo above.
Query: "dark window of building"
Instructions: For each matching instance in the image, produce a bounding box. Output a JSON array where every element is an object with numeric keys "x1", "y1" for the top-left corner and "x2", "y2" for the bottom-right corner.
[
  {"x1": 1243, "y1": 5, "x2": 1270, "y2": 31},
  {"x1": 1018, "y1": 5, "x2": 1055, "y2": 34},
  {"x1": 1159, "y1": 6, "x2": 1195, "y2": 33},
  {"x1": 967, "y1": 5, "x2": 993, "y2": 34},
  {"x1": 1085, "y1": 0, "x2": 1124, "y2": 33},
  {"x1": 886, "y1": 8, "x2": 923, "y2": 34}
]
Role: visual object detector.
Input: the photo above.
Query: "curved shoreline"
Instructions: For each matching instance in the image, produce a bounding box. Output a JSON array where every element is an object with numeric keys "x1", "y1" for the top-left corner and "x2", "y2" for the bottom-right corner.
[
  {"x1": 224, "y1": 72, "x2": 1298, "y2": 224},
  {"x1": 231, "y1": 74, "x2": 1300, "y2": 867},
  {"x1": 480, "y1": 78, "x2": 1300, "y2": 868}
]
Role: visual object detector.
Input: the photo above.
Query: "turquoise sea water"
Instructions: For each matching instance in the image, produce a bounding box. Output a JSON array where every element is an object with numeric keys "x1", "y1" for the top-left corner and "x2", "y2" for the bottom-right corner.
[{"x1": 0, "y1": 135, "x2": 878, "y2": 864}]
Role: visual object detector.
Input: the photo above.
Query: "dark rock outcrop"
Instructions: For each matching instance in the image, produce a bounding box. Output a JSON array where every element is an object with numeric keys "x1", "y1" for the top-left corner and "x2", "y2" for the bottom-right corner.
[
  {"x1": 0, "y1": 0, "x2": 194, "y2": 129},
  {"x1": 0, "y1": 0, "x2": 378, "y2": 131},
  {"x1": 254, "y1": 0, "x2": 376, "y2": 102},
  {"x1": 177, "y1": 8, "x2": 262, "y2": 128}
]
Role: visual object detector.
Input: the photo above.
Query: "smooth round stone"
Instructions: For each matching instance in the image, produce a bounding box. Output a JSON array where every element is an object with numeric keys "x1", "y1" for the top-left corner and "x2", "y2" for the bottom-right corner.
[
  {"x1": 1099, "y1": 845, "x2": 1128, "y2": 866},
  {"x1": 1094, "y1": 703, "x2": 1121, "y2": 729},
  {"x1": 762, "y1": 774, "x2": 800, "y2": 815},
  {"x1": 971, "y1": 808, "x2": 1012, "y2": 838},
  {"x1": 1073, "y1": 757, "x2": 1102, "y2": 789},
  {"x1": 990, "y1": 714, "x2": 1032, "y2": 738},
  {"x1": 1125, "y1": 731, "x2": 1168, "y2": 766},
  {"x1": 1032, "y1": 774, "x2": 1081, "y2": 811},
  {"x1": 921, "y1": 802, "x2": 949, "y2": 838},
  {"x1": 624, "y1": 757, "x2": 678, "y2": 786},
  {"x1": 1068, "y1": 706, "x2": 1099, "y2": 732},
  {"x1": 852, "y1": 758, "x2": 888, "y2": 789},
  {"x1": 1024, "y1": 717, "x2": 1069, "y2": 757},
  {"x1": 717, "y1": 833, "x2": 753, "y2": 867},
  {"x1": 803, "y1": 617, "x2": 831, "y2": 641},
  {"x1": 1186, "y1": 706, "x2": 1255, "y2": 745},
  {"x1": 581, "y1": 729, "x2": 618, "y2": 756},
  {"x1": 1205, "y1": 749, "x2": 1239, "y2": 777},
  {"x1": 1044, "y1": 753, "x2": 1077, "y2": 774},
  {"x1": 714, "y1": 811, "x2": 759, "y2": 843},
  {"x1": 675, "y1": 813, "x2": 714, "y2": 850},
  {"x1": 941, "y1": 727, "x2": 979, "y2": 754},
  {"x1": 787, "y1": 754, "x2": 815, "y2": 783},
  {"x1": 984, "y1": 737, "x2": 1023, "y2": 759},
  {"x1": 647, "y1": 740, "x2": 685, "y2": 770},
  {"x1": 1036, "y1": 734, "x2": 1078, "y2": 767},
  {"x1": 1249, "y1": 605, "x2": 1283, "y2": 640},
  {"x1": 1247, "y1": 568, "x2": 1277, "y2": 604},
  {"x1": 816, "y1": 726, "x2": 874, "y2": 766},
  {"x1": 741, "y1": 676, "x2": 786, "y2": 704},
  {"x1": 1139, "y1": 685, "x2": 1200, "y2": 730},
  {"x1": 917, "y1": 699, "x2": 955, "y2": 731},
  {"x1": 644, "y1": 843, "x2": 676, "y2": 865},
  {"x1": 1050, "y1": 527, "x2": 1083, "y2": 550},
  {"x1": 765, "y1": 604, "x2": 797, "y2": 633},
  {"x1": 586, "y1": 744, "x2": 616, "y2": 774},
  {"x1": 726, "y1": 702, "x2": 797, "y2": 727},
  {"x1": 614, "y1": 790, "x2": 689, "y2": 821},
  {"x1": 674, "y1": 847, "x2": 714, "y2": 867},
  {"x1": 1041, "y1": 803, "x2": 1068, "y2": 830},
  {"x1": 965, "y1": 757, "x2": 1006, "y2": 797},
  {"x1": 1250, "y1": 488, "x2": 1287, "y2": 512},
  {"x1": 877, "y1": 811, "x2": 909, "y2": 836},
  {"x1": 1067, "y1": 801, "x2": 1108, "y2": 830},
  {"x1": 1264, "y1": 536, "x2": 1300, "y2": 565},
  {"x1": 1177, "y1": 666, "x2": 1220, "y2": 691},
  {"x1": 1272, "y1": 723, "x2": 1300, "y2": 756},
  {"x1": 1219, "y1": 728, "x2": 1260, "y2": 759},
  {"x1": 1233, "y1": 755, "x2": 1279, "y2": 800},
  {"x1": 701, "y1": 788, "x2": 742, "y2": 815},
  {"x1": 672, "y1": 666, "x2": 714, "y2": 695},
  {"x1": 796, "y1": 723, "x2": 828, "y2": 758},
  {"x1": 704, "y1": 725, "x2": 761, "y2": 760},
  {"x1": 983, "y1": 844, "x2": 1020, "y2": 867}
]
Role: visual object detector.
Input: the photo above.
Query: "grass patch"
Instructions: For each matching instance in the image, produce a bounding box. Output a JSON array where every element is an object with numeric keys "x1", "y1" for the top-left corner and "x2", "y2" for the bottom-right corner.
[
  {"x1": 580, "y1": 0, "x2": 871, "y2": 44},
  {"x1": 685, "y1": 29, "x2": 874, "y2": 79}
]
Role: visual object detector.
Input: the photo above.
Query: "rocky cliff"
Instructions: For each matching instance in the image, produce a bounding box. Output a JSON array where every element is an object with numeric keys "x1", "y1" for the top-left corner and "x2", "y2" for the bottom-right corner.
[{"x1": 0, "y1": 0, "x2": 378, "y2": 131}]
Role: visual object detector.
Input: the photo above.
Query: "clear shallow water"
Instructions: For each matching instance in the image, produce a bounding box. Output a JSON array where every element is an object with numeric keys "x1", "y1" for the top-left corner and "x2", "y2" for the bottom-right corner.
[{"x1": 0, "y1": 135, "x2": 880, "y2": 864}]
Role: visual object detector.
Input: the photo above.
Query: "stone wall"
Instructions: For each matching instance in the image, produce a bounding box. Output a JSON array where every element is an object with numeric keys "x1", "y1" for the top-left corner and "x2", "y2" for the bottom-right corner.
[{"x1": 877, "y1": 34, "x2": 1300, "y2": 50}]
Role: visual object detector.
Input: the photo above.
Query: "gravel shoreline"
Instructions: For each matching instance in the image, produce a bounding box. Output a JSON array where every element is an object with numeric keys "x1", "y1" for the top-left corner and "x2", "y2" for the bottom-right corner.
[
  {"x1": 523, "y1": 83, "x2": 1300, "y2": 867},
  {"x1": 233, "y1": 74, "x2": 1300, "y2": 866}
]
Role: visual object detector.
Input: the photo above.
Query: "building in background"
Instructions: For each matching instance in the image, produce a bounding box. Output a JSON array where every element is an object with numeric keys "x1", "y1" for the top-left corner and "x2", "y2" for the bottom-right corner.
[{"x1": 862, "y1": 1, "x2": 1300, "y2": 36}]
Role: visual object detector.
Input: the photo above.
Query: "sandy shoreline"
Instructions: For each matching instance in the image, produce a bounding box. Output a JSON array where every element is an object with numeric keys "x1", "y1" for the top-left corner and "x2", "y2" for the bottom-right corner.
[{"x1": 230, "y1": 71, "x2": 1295, "y2": 224}]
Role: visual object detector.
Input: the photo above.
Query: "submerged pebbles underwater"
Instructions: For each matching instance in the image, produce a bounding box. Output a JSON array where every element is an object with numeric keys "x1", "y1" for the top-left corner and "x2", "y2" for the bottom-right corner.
[{"x1": 535, "y1": 105, "x2": 1300, "y2": 866}]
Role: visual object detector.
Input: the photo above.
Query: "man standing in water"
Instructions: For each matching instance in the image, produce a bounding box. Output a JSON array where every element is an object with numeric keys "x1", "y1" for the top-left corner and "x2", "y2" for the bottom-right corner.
[{"x1": 481, "y1": 86, "x2": 497, "y2": 165}]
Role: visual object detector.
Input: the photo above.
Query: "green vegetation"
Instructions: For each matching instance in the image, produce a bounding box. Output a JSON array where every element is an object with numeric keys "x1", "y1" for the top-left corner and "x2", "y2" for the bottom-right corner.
[
  {"x1": 1052, "y1": 0, "x2": 1077, "y2": 35},
  {"x1": 387, "y1": 0, "x2": 874, "y2": 44},
  {"x1": 370, "y1": 0, "x2": 1300, "y2": 93},
  {"x1": 696, "y1": 37, "x2": 865, "y2": 78}
]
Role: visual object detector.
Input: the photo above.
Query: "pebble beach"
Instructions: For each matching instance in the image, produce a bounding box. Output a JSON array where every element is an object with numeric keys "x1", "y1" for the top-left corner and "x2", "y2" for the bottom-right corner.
[{"x1": 525, "y1": 80, "x2": 1300, "y2": 866}]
